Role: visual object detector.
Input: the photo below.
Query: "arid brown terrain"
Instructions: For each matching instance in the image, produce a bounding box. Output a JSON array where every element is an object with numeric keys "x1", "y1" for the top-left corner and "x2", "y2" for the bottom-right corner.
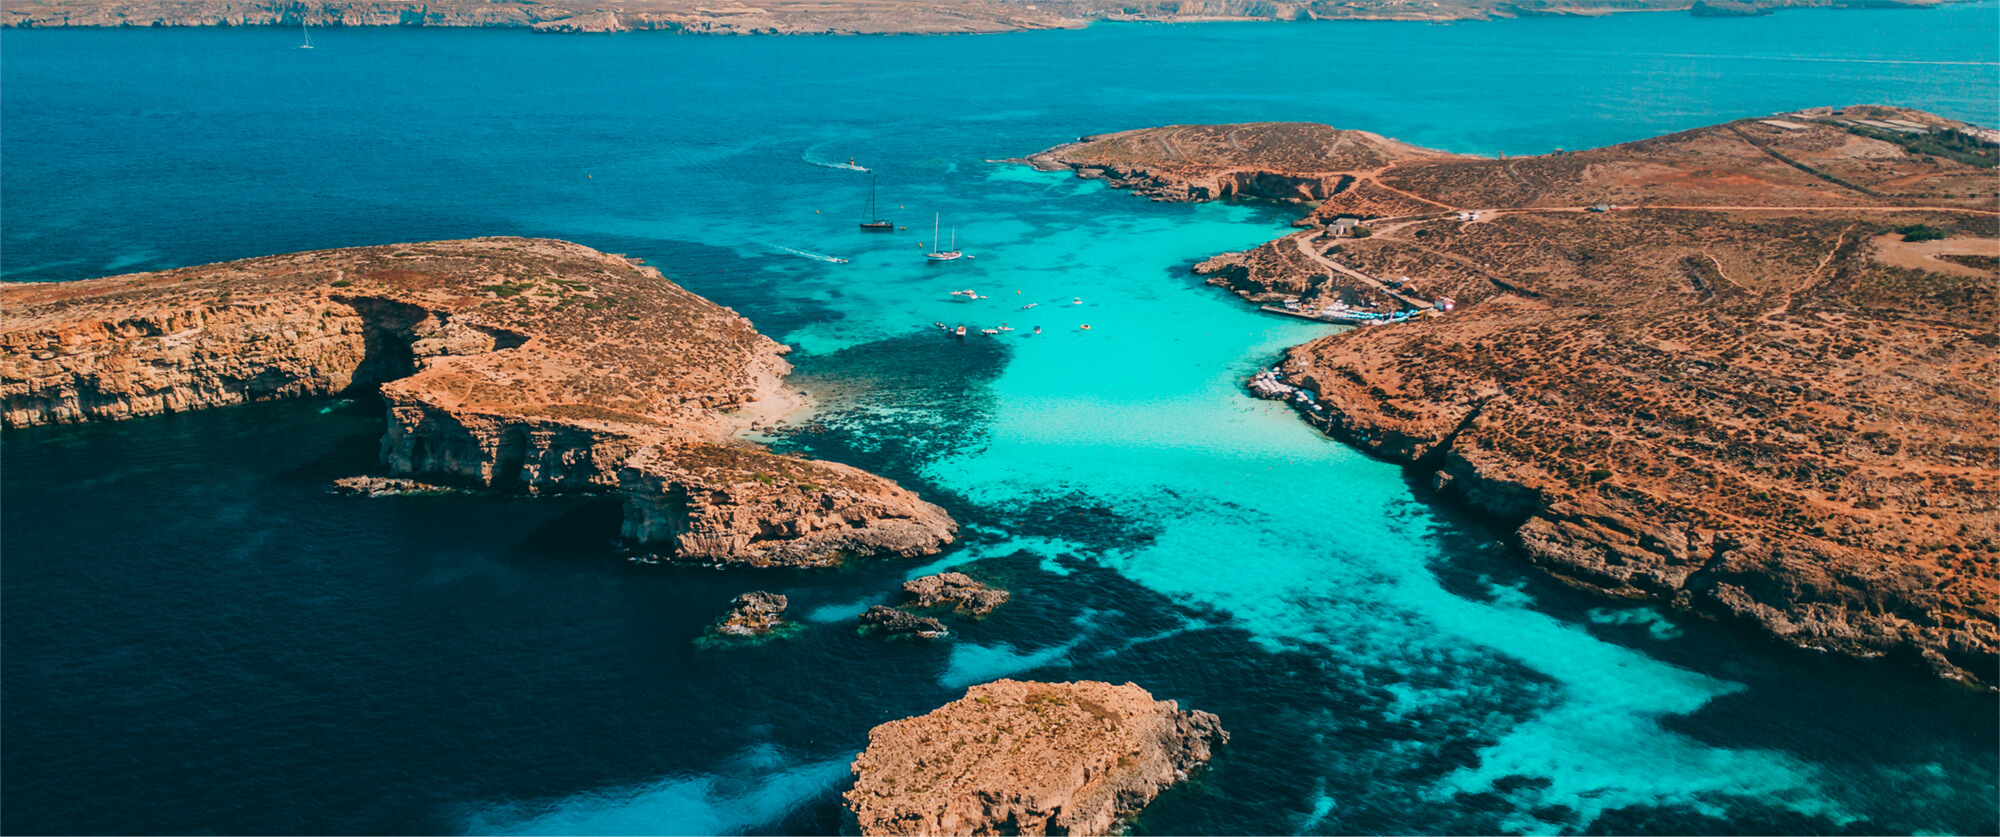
[
  {"x1": 1035, "y1": 108, "x2": 1999, "y2": 686},
  {"x1": 846, "y1": 680, "x2": 1227, "y2": 835},
  {"x1": 0, "y1": 0, "x2": 1948, "y2": 32},
  {"x1": 0, "y1": 237, "x2": 956, "y2": 565}
]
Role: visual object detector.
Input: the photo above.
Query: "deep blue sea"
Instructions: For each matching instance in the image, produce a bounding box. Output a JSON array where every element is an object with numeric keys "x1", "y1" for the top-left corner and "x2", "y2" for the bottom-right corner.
[{"x1": 3, "y1": 7, "x2": 1997, "y2": 835}]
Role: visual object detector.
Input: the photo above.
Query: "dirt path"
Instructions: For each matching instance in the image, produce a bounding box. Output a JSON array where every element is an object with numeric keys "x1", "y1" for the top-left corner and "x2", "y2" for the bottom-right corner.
[{"x1": 1291, "y1": 232, "x2": 1434, "y2": 309}]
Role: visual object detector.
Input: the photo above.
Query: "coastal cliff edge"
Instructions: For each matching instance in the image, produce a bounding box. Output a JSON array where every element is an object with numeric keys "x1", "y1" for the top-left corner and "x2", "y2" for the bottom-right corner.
[{"x1": 0, "y1": 236, "x2": 957, "y2": 565}]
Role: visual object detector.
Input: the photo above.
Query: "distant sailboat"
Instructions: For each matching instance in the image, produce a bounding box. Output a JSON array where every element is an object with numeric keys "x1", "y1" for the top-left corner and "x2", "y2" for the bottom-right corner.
[
  {"x1": 925, "y1": 213, "x2": 962, "y2": 262},
  {"x1": 298, "y1": 22, "x2": 314, "y2": 49},
  {"x1": 860, "y1": 175, "x2": 892, "y2": 231}
]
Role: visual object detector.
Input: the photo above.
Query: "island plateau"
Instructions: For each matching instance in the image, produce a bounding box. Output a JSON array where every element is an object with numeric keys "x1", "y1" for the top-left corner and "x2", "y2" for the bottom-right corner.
[
  {"x1": 1031, "y1": 107, "x2": 1999, "y2": 685},
  {"x1": 0, "y1": 237, "x2": 957, "y2": 565},
  {"x1": 846, "y1": 679, "x2": 1227, "y2": 836}
]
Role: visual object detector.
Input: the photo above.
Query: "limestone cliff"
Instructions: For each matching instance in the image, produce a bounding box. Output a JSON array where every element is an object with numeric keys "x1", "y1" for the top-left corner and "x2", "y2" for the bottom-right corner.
[
  {"x1": 0, "y1": 237, "x2": 956, "y2": 565},
  {"x1": 846, "y1": 680, "x2": 1227, "y2": 835}
]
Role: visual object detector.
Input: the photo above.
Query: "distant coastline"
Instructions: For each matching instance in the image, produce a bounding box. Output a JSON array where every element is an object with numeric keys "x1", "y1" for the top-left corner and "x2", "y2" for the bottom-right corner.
[{"x1": 0, "y1": 0, "x2": 1953, "y2": 35}]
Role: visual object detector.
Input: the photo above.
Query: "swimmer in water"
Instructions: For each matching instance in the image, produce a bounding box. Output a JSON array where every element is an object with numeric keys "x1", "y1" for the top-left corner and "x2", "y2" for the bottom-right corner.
[
  {"x1": 1081, "y1": 324, "x2": 1092, "y2": 330},
  {"x1": 1032, "y1": 326, "x2": 1041, "y2": 335}
]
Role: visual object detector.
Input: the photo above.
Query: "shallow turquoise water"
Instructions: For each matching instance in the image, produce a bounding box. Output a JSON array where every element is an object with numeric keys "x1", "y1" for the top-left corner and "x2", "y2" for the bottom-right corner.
[{"x1": 3, "y1": 8, "x2": 1997, "y2": 834}]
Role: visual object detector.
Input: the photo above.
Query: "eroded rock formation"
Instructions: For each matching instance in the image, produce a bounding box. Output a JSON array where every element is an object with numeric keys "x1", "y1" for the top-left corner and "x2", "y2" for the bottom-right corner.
[
  {"x1": 1035, "y1": 109, "x2": 2000, "y2": 686},
  {"x1": 846, "y1": 679, "x2": 1227, "y2": 836},
  {"x1": 0, "y1": 237, "x2": 956, "y2": 565},
  {"x1": 1027, "y1": 122, "x2": 1459, "y2": 204},
  {"x1": 715, "y1": 591, "x2": 789, "y2": 636},
  {"x1": 902, "y1": 572, "x2": 1010, "y2": 616},
  {"x1": 859, "y1": 605, "x2": 948, "y2": 638}
]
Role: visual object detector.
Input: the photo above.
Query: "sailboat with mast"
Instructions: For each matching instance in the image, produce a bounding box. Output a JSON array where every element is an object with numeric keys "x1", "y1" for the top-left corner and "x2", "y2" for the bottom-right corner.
[
  {"x1": 924, "y1": 213, "x2": 963, "y2": 262},
  {"x1": 859, "y1": 175, "x2": 892, "y2": 231},
  {"x1": 298, "y1": 22, "x2": 314, "y2": 49}
]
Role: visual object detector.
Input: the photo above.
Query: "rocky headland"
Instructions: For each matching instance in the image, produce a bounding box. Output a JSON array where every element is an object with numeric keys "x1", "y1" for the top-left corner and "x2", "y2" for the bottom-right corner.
[
  {"x1": 0, "y1": 237, "x2": 956, "y2": 566},
  {"x1": 1033, "y1": 110, "x2": 2000, "y2": 686},
  {"x1": 0, "y1": 0, "x2": 1948, "y2": 32},
  {"x1": 845, "y1": 679, "x2": 1227, "y2": 835}
]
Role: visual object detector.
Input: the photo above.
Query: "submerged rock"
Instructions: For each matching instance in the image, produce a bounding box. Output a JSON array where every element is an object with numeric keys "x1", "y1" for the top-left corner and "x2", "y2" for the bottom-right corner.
[
  {"x1": 846, "y1": 679, "x2": 1228, "y2": 836},
  {"x1": 715, "y1": 591, "x2": 789, "y2": 637},
  {"x1": 329, "y1": 475, "x2": 471, "y2": 497},
  {"x1": 859, "y1": 605, "x2": 948, "y2": 639},
  {"x1": 901, "y1": 572, "x2": 1009, "y2": 617}
]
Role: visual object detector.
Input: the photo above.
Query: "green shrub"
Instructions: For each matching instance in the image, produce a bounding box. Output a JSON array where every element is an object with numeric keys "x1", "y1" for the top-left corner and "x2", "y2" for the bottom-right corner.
[{"x1": 1898, "y1": 224, "x2": 1947, "y2": 242}]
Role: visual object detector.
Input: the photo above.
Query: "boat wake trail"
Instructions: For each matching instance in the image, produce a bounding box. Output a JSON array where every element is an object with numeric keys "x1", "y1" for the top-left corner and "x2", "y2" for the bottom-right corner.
[
  {"x1": 802, "y1": 150, "x2": 870, "y2": 172},
  {"x1": 770, "y1": 244, "x2": 850, "y2": 264}
]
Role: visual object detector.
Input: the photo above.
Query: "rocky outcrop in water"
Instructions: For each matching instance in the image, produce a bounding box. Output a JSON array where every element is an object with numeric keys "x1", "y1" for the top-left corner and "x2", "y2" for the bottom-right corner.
[
  {"x1": 0, "y1": 237, "x2": 956, "y2": 566},
  {"x1": 619, "y1": 445, "x2": 959, "y2": 567},
  {"x1": 715, "y1": 591, "x2": 789, "y2": 636},
  {"x1": 1035, "y1": 111, "x2": 1999, "y2": 686},
  {"x1": 846, "y1": 679, "x2": 1227, "y2": 836},
  {"x1": 902, "y1": 572, "x2": 1010, "y2": 616},
  {"x1": 859, "y1": 605, "x2": 948, "y2": 639}
]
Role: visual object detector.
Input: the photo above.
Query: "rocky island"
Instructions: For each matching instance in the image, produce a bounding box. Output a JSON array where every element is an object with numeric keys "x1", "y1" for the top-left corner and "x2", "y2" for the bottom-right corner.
[
  {"x1": 845, "y1": 679, "x2": 1227, "y2": 835},
  {"x1": 902, "y1": 571, "x2": 1011, "y2": 616},
  {"x1": 0, "y1": 237, "x2": 956, "y2": 565},
  {"x1": 1033, "y1": 110, "x2": 1999, "y2": 685}
]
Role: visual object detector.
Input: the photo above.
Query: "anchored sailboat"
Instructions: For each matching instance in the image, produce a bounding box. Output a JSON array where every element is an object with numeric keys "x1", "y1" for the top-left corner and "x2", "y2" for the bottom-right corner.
[
  {"x1": 298, "y1": 22, "x2": 314, "y2": 49},
  {"x1": 925, "y1": 213, "x2": 962, "y2": 262},
  {"x1": 860, "y1": 175, "x2": 892, "y2": 231}
]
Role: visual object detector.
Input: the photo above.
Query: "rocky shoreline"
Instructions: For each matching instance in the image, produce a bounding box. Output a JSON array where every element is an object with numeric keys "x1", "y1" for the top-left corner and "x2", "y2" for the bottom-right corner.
[
  {"x1": 1032, "y1": 112, "x2": 1999, "y2": 686},
  {"x1": 845, "y1": 679, "x2": 1226, "y2": 835},
  {"x1": 0, "y1": 237, "x2": 957, "y2": 566}
]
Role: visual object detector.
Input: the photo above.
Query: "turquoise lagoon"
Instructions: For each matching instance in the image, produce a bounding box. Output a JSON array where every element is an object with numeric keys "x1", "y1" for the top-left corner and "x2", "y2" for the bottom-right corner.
[{"x1": 2, "y1": 7, "x2": 1996, "y2": 834}]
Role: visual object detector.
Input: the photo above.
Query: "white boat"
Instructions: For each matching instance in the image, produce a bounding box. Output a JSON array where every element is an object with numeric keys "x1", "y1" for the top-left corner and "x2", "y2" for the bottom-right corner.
[
  {"x1": 925, "y1": 213, "x2": 963, "y2": 262},
  {"x1": 298, "y1": 22, "x2": 314, "y2": 49}
]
